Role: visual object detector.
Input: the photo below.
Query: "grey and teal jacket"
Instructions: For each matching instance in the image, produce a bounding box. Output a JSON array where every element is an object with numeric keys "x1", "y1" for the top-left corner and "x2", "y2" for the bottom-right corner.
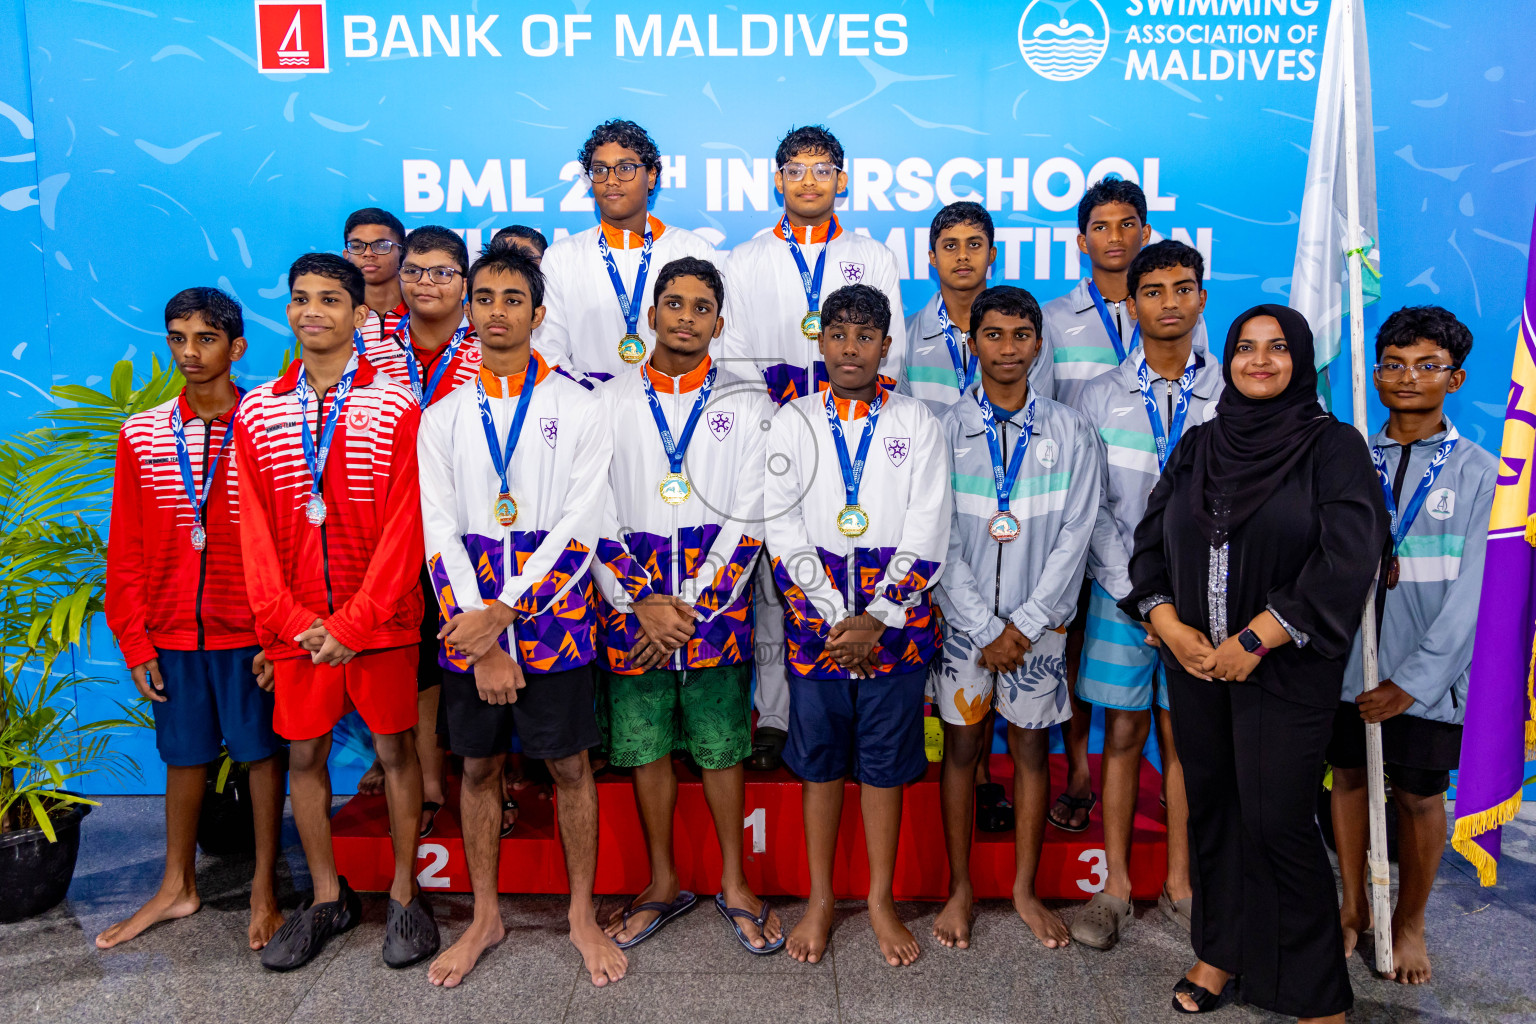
[{"x1": 901, "y1": 291, "x2": 1057, "y2": 415}]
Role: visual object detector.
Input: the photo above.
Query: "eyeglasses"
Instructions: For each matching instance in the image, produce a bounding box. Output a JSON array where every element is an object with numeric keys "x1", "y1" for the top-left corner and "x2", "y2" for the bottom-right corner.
[
  {"x1": 400, "y1": 265, "x2": 462, "y2": 284},
  {"x1": 1373, "y1": 362, "x2": 1458, "y2": 381},
  {"x1": 588, "y1": 162, "x2": 642, "y2": 183},
  {"x1": 344, "y1": 239, "x2": 399, "y2": 256},
  {"x1": 780, "y1": 162, "x2": 840, "y2": 183}
]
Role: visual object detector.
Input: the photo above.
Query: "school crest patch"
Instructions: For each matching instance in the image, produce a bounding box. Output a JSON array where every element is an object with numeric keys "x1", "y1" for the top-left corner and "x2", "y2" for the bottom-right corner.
[
  {"x1": 840, "y1": 261, "x2": 866, "y2": 284},
  {"x1": 885, "y1": 437, "x2": 910, "y2": 467},
  {"x1": 346, "y1": 407, "x2": 372, "y2": 432},
  {"x1": 540, "y1": 417, "x2": 559, "y2": 448},
  {"x1": 1427, "y1": 487, "x2": 1456, "y2": 520},
  {"x1": 463, "y1": 346, "x2": 482, "y2": 366},
  {"x1": 708, "y1": 410, "x2": 735, "y2": 441}
]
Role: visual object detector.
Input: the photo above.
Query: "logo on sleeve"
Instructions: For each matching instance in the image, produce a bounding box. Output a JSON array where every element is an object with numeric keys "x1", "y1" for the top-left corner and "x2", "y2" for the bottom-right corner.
[
  {"x1": 1035, "y1": 437, "x2": 1059, "y2": 469},
  {"x1": 540, "y1": 417, "x2": 559, "y2": 448},
  {"x1": 707, "y1": 410, "x2": 735, "y2": 441},
  {"x1": 839, "y1": 262, "x2": 866, "y2": 285},
  {"x1": 1427, "y1": 487, "x2": 1456, "y2": 520},
  {"x1": 884, "y1": 437, "x2": 910, "y2": 467},
  {"x1": 255, "y1": 1, "x2": 329, "y2": 74}
]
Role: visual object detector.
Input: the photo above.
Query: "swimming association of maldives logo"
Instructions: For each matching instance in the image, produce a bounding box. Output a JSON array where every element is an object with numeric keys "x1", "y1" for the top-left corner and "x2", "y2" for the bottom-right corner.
[
  {"x1": 1017, "y1": 0, "x2": 1110, "y2": 82},
  {"x1": 255, "y1": 1, "x2": 329, "y2": 74}
]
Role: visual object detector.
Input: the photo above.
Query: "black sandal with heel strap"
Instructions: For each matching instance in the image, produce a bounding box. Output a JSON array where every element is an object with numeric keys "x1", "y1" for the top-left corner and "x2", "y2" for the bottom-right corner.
[{"x1": 1171, "y1": 977, "x2": 1234, "y2": 1014}]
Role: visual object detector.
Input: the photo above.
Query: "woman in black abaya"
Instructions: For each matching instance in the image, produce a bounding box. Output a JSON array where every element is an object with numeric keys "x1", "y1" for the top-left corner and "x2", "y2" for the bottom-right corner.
[{"x1": 1120, "y1": 305, "x2": 1388, "y2": 1021}]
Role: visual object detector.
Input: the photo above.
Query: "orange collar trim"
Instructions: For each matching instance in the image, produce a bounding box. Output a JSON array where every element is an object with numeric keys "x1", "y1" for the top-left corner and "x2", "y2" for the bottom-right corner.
[
  {"x1": 644, "y1": 355, "x2": 712, "y2": 394},
  {"x1": 828, "y1": 385, "x2": 886, "y2": 421},
  {"x1": 478, "y1": 351, "x2": 548, "y2": 397},
  {"x1": 600, "y1": 215, "x2": 666, "y2": 249},
  {"x1": 772, "y1": 218, "x2": 841, "y2": 245}
]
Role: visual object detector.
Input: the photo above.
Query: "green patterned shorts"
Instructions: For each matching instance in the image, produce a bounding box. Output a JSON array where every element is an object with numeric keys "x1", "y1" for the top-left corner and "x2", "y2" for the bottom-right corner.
[{"x1": 598, "y1": 663, "x2": 753, "y2": 770}]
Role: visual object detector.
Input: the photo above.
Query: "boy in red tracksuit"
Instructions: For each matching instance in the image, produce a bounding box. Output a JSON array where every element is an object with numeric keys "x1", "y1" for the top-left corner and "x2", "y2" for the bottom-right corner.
[
  {"x1": 238, "y1": 253, "x2": 439, "y2": 973},
  {"x1": 102, "y1": 287, "x2": 282, "y2": 953}
]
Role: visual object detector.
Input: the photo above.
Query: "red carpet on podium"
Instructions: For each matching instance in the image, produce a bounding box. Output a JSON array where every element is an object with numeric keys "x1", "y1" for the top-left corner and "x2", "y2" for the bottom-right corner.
[{"x1": 332, "y1": 753, "x2": 1168, "y2": 900}]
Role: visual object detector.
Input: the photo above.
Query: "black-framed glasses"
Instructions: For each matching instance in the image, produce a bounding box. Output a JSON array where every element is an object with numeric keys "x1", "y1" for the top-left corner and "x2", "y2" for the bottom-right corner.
[
  {"x1": 588, "y1": 162, "x2": 642, "y2": 183},
  {"x1": 1373, "y1": 362, "x2": 1458, "y2": 381},
  {"x1": 780, "y1": 162, "x2": 840, "y2": 183},
  {"x1": 400, "y1": 265, "x2": 462, "y2": 284},
  {"x1": 345, "y1": 239, "x2": 399, "y2": 255}
]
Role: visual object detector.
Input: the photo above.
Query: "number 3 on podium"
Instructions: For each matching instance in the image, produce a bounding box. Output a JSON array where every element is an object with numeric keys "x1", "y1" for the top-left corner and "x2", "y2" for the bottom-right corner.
[{"x1": 1076, "y1": 848, "x2": 1107, "y2": 894}]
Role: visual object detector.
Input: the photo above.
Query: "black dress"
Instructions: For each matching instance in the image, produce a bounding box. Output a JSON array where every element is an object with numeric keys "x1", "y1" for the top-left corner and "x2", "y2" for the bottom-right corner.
[{"x1": 1120, "y1": 418, "x2": 1389, "y2": 1018}]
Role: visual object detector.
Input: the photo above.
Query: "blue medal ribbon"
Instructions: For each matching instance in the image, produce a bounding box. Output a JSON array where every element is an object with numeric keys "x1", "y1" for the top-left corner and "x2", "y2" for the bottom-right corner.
[
  {"x1": 294, "y1": 354, "x2": 359, "y2": 508},
  {"x1": 1372, "y1": 426, "x2": 1459, "y2": 551},
  {"x1": 1087, "y1": 279, "x2": 1138, "y2": 364},
  {"x1": 476, "y1": 360, "x2": 540, "y2": 499},
  {"x1": 824, "y1": 388, "x2": 885, "y2": 509},
  {"x1": 597, "y1": 222, "x2": 654, "y2": 336},
  {"x1": 976, "y1": 391, "x2": 1035, "y2": 512},
  {"x1": 640, "y1": 364, "x2": 718, "y2": 474},
  {"x1": 395, "y1": 314, "x2": 469, "y2": 407},
  {"x1": 936, "y1": 298, "x2": 977, "y2": 393},
  {"x1": 170, "y1": 390, "x2": 242, "y2": 527},
  {"x1": 783, "y1": 213, "x2": 835, "y2": 323},
  {"x1": 1135, "y1": 350, "x2": 1202, "y2": 472}
]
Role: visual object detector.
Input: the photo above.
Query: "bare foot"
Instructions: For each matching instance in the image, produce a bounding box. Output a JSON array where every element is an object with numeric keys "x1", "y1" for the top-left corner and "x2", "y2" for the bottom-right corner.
[
  {"x1": 1388, "y1": 920, "x2": 1431, "y2": 984},
  {"x1": 604, "y1": 880, "x2": 680, "y2": 945},
  {"x1": 787, "y1": 898, "x2": 834, "y2": 964},
  {"x1": 571, "y1": 917, "x2": 628, "y2": 987},
  {"x1": 721, "y1": 883, "x2": 783, "y2": 950},
  {"x1": 356, "y1": 759, "x2": 385, "y2": 796},
  {"x1": 428, "y1": 917, "x2": 506, "y2": 988},
  {"x1": 1013, "y1": 888, "x2": 1070, "y2": 949},
  {"x1": 1339, "y1": 902, "x2": 1371, "y2": 960},
  {"x1": 95, "y1": 887, "x2": 200, "y2": 948},
  {"x1": 1176, "y1": 961, "x2": 1231, "y2": 1012},
  {"x1": 933, "y1": 884, "x2": 973, "y2": 949},
  {"x1": 248, "y1": 900, "x2": 284, "y2": 950},
  {"x1": 870, "y1": 902, "x2": 920, "y2": 967}
]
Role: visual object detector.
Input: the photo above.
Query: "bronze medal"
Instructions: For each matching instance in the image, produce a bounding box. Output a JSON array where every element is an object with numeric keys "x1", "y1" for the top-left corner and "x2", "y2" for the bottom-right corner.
[{"x1": 1386, "y1": 554, "x2": 1400, "y2": 590}]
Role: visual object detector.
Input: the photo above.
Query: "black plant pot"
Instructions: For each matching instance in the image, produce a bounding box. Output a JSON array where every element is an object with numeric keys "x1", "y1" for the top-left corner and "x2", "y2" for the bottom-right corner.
[
  {"x1": 197, "y1": 770, "x2": 256, "y2": 858},
  {"x1": 0, "y1": 800, "x2": 92, "y2": 923}
]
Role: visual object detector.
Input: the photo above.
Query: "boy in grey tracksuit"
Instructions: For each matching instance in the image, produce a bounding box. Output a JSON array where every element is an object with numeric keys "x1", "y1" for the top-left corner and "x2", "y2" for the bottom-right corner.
[
  {"x1": 929, "y1": 285, "x2": 1101, "y2": 951},
  {"x1": 1329, "y1": 305, "x2": 1496, "y2": 985}
]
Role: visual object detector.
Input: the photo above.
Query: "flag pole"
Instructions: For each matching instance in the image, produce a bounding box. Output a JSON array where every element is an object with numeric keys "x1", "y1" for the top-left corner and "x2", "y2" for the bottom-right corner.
[{"x1": 1339, "y1": 0, "x2": 1394, "y2": 978}]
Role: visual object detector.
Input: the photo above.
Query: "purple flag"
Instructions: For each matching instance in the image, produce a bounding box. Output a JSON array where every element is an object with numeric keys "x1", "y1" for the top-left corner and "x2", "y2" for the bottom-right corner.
[{"x1": 1453, "y1": 207, "x2": 1536, "y2": 884}]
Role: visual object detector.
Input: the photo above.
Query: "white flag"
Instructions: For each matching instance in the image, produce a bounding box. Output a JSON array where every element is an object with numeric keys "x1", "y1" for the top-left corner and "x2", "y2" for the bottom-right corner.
[{"x1": 1290, "y1": 0, "x2": 1380, "y2": 385}]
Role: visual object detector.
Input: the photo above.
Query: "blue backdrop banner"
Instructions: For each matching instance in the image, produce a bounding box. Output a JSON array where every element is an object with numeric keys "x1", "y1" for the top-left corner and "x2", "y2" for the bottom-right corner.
[{"x1": 2, "y1": 0, "x2": 1532, "y2": 791}]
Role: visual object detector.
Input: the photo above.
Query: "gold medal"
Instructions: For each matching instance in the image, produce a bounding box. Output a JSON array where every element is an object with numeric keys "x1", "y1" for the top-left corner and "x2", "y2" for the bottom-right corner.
[
  {"x1": 493, "y1": 492, "x2": 518, "y2": 527},
  {"x1": 658, "y1": 472, "x2": 691, "y2": 505},
  {"x1": 618, "y1": 333, "x2": 646, "y2": 364},
  {"x1": 836, "y1": 504, "x2": 870, "y2": 538},
  {"x1": 800, "y1": 310, "x2": 821, "y2": 340},
  {"x1": 987, "y1": 510, "x2": 1020, "y2": 543}
]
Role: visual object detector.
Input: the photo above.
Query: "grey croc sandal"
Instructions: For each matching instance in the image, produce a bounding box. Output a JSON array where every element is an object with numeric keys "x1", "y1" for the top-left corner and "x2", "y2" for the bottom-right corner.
[
  {"x1": 1070, "y1": 891, "x2": 1133, "y2": 950},
  {"x1": 1159, "y1": 886, "x2": 1192, "y2": 934}
]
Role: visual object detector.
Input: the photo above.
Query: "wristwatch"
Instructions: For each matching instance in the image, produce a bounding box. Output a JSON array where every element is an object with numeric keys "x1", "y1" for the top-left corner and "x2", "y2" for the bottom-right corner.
[{"x1": 1237, "y1": 628, "x2": 1270, "y2": 656}]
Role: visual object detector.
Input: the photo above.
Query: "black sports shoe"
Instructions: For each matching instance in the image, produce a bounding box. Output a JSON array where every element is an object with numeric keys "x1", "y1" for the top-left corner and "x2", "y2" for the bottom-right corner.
[
  {"x1": 260, "y1": 877, "x2": 362, "y2": 972},
  {"x1": 382, "y1": 892, "x2": 440, "y2": 969},
  {"x1": 745, "y1": 727, "x2": 787, "y2": 772}
]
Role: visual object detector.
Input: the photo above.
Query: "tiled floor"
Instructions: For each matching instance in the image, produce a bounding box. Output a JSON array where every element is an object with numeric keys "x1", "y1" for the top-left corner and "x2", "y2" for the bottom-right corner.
[{"x1": 3, "y1": 796, "x2": 1534, "y2": 1023}]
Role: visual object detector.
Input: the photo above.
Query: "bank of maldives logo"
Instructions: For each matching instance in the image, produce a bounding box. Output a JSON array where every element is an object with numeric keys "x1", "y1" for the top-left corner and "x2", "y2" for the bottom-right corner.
[
  {"x1": 255, "y1": 1, "x2": 329, "y2": 74},
  {"x1": 1018, "y1": 0, "x2": 1110, "y2": 82}
]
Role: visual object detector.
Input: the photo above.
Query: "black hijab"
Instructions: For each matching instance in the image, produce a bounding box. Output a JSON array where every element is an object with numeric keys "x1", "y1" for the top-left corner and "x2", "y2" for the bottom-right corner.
[{"x1": 1184, "y1": 304, "x2": 1334, "y2": 544}]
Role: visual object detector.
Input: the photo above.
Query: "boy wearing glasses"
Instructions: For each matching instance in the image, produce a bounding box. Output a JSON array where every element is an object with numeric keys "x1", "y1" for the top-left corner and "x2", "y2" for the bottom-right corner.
[
  {"x1": 343, "y1": 207, "x2": 409, "y2": 347},
  {"x1": 536, "y1": 119, "x2": 718, "y2": 381},
  {"x1": 720, "y1": 124, "x2": 908, "y2": 772},
  {"x1": 1329, "y1": 305, "x2": 1494, "y2": 986}
]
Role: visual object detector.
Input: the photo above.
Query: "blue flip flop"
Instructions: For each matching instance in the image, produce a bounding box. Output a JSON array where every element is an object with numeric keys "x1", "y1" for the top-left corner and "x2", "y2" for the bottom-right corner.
[
  {"x1": 714, "y1": 893, "x2": 786, "y2": 955},
  {"x1": 614, "y1": 890, "x2": 698, "y2": 950}
]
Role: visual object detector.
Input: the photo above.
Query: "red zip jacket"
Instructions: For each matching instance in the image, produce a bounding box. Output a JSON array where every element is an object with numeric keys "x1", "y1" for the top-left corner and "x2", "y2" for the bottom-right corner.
[
  {"x1": 105, "y1": 392, "x2": 257, "y2": 668},
  {"x1": 234, "y1": 356, "x2": 423, "y2": 659},
  {"x1": 361, "y1": 317, "x2": 483, "y2": 410}
]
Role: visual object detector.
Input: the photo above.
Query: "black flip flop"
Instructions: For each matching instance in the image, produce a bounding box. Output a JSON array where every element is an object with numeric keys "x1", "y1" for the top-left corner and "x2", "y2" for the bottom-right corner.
[
  {"x1": 976, "y1": 782, "x2": 1015, "y2": 833},
  {"x1": 614, "y1": 891, "x2": 698, "y2": 950},
  {"x1": 1048, "y1": 791, "x2": 1098, "y2": 833},
  {"x1": 1172, "y1": 977, "x2": 1235, "y2": 1014},
  {"x1": 714, "y1": 893, "x2": 785, "y2": 955},
  {"x1": 418, "y1": 800, "x2": 442, "y2": 839},
  {"x1": 500, "y1": 798, "x2": 519, "y2": 838}
]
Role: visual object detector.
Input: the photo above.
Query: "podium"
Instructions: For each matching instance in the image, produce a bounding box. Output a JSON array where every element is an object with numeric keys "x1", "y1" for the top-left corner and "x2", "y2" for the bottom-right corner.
[{"x1": 331, "y1": 753, "x2": 1169, "y2": 900}]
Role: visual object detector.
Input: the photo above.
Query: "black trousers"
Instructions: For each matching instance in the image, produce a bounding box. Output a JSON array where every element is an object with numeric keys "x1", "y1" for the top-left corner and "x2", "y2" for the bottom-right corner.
[{"x1": 1167, "y1": 667, "x2": 1352, "y2": 1018}]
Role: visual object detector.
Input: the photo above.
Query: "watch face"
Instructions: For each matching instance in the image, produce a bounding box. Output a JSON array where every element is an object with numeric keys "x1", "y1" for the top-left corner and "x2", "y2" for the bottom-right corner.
[{"x1": 1239, "y1": 630, "x2": 1261, "y2": 653}]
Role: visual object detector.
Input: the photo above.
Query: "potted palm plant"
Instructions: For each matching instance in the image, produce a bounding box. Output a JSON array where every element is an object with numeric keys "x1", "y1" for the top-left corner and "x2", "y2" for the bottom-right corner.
[{"x1": 0, "y1": 359, "x2": 184, "y2": 921}]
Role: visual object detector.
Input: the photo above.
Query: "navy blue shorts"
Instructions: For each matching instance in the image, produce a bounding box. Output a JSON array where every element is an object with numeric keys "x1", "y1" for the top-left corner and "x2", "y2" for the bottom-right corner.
[
  {"x1": 152, "y1": 647, "x2": 279, "y2": 767},
  {"x1": 784, "y1": 668, "x2": 927, "y2": 788}
]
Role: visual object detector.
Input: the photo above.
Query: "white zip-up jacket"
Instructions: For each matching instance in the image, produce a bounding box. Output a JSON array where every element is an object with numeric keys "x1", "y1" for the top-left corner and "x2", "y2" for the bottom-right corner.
[
  {"x1": 763, "y1": 387, "x2": 950, "y2": 680},
  {"x1": 592, "y1": 358, "x2": 774, "y2": 674},
  {"x1": 719, "y1": 221, "x2": 906, "y2": 407},
  {"x1": 418, "y1": 353, "x2": 612, "y2": 674},
  {"x1": 534, "y1": 216, "x2": 719, "y2": 382}
]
